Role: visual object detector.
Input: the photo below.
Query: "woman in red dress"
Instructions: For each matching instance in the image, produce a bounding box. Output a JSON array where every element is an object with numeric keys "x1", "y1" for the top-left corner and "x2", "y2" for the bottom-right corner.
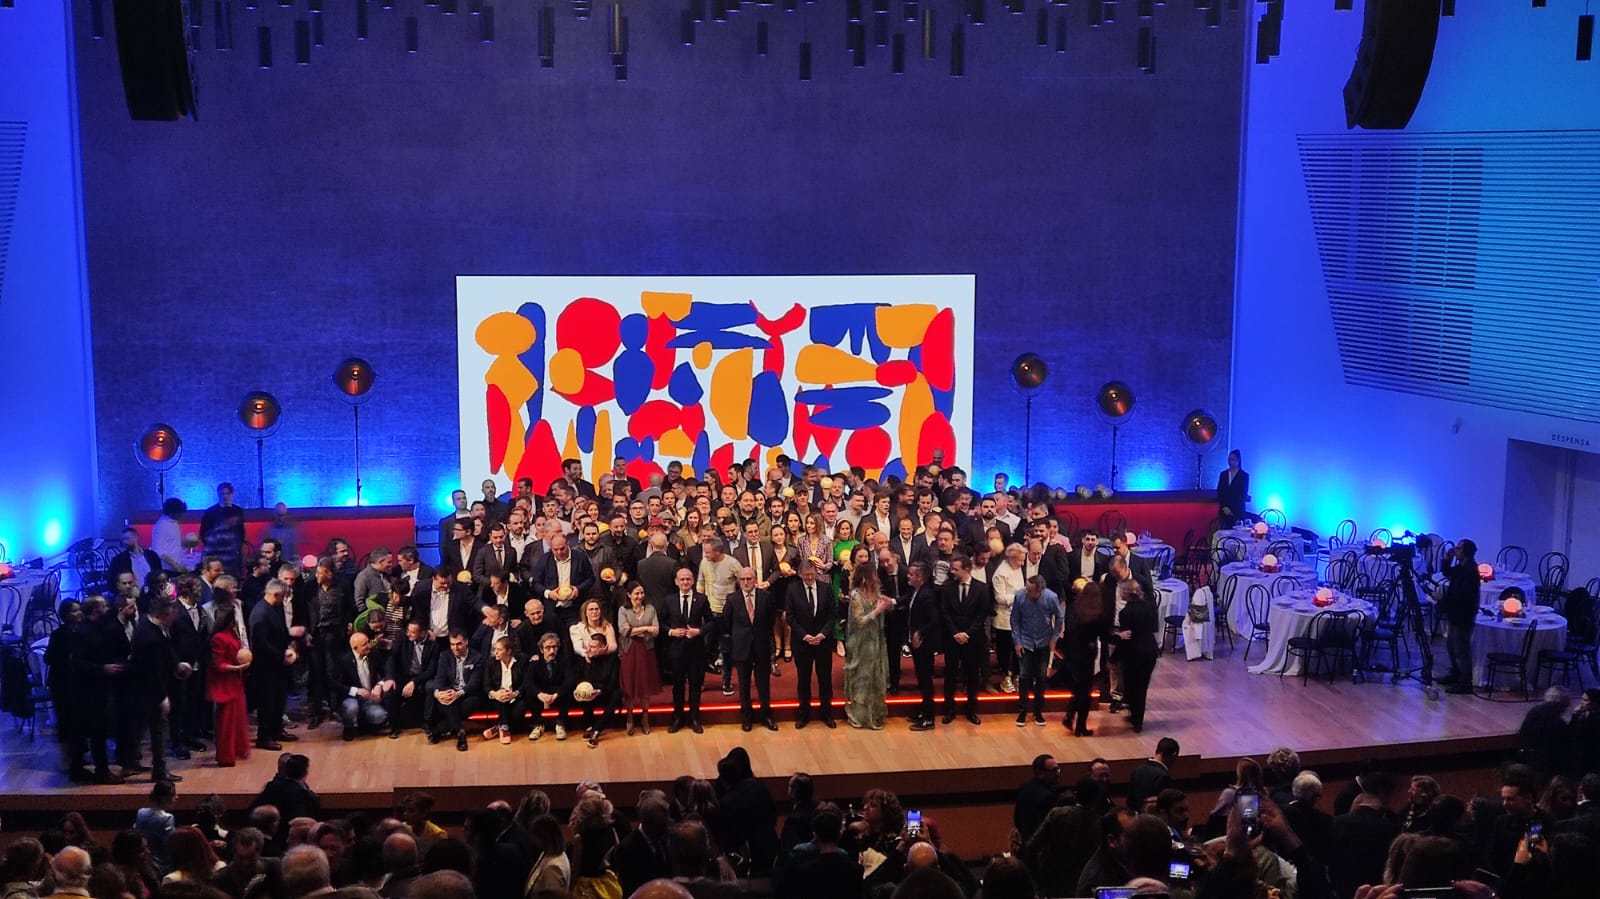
[{"x1": 207, "y1": 605, "x2": 252, "y2": 766}]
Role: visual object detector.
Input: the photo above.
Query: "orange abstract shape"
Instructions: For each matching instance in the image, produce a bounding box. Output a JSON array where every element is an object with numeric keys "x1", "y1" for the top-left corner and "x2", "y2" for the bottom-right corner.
[
  {"x1": 561, "y1": 420, "x2": 583, "y2": 468},
  {"x1": 897, "y1": 374, "x2": 935, "y2": 470},
  {"x1": 642, "y1": 290, "x2": 693, "y2": 321},
  {"x1": 691, "y1": 341, "x2": 714, "y2": 370},
  {"x1": 591, "y1": 410, "x2": 613, "y2": 486},
  {"x1": 794, "y1": 344, "x2": 879, "y2": 384},
  {"x1": 875, "y1": 304, "x2": 940, "y2": 348},
  {"x1": 475, "y1": 312, "x2": 538, "y2": 355},
  {"x1": 549, "y1": 347, "x2": 587, "y2": 395},
  {"x1": 658, "y1": 428, "x2": 696, "y2": 458},
  {"x1": 709, "y1": 348, "x2": 754, "y2": 441}
]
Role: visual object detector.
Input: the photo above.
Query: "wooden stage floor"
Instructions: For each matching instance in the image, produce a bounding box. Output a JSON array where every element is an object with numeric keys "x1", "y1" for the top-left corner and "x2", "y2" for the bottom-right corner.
[{"x1": 0, "y1": 644, "x2": 1529, "y2": 816}]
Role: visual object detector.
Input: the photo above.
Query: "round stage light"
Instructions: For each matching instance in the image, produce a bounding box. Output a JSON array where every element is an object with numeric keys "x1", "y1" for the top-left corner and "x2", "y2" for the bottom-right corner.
[
  {"x1": 1010, "y1": 353, "x2": 1048, "y2": 391},
  {"x1": 137, "y1": 423, "x2": 183, "y2": 467},
  {"x1": 238, "y1": 391, "x2": 282, "y2": 432},
  {"x1": 1180, "y1": 409, "x2": 1218, "y2": 447},
  {"x1": 334, "y1": 357, "x2": 377, "y2": 399},
  {"x1": 1095, "y1": 381, "x2": 1135, "y2": 419}
]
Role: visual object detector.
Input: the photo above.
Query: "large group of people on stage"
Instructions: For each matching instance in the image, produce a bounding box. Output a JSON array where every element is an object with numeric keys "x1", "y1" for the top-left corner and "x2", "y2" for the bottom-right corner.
[{"x1": 47, "y1": 454, "x2": 1172, "y2": 782}]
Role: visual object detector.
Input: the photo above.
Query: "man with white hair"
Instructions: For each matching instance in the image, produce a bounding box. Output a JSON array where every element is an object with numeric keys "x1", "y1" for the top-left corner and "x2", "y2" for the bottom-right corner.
[
  {"x1": 44, "y1": 846, "x2": 92, "y2": 899},
  {"x1": 1282, "y1": 770, "x2": 1333, "y2": 864},
  {"x1": 281, "y1": 844, "x2": 336, "y2": 898}
]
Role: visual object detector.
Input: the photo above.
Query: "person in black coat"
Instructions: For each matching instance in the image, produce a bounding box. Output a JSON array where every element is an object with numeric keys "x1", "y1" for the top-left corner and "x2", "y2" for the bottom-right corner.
[
  {"x1": 384, "y1": 621, "x2": 439, "y2": 737},
  {"x1": 410, "y1": 570, "x2": 479, "y2": 644},
  {"x1": 1114, "y1": 580, "x2": 1161, "y2": 734},
  {"x1": 661, "y1": 566, "x2": 714, "y2": 733},
  {"x1": 129, "y1": 596, "x2": 187, "y2": 783},
  {"x1": 878, "y1": 551, "x2": 913, "y2": 694},
  {"x1": 249, "y1": 753, "x2": 321, "y2": 845},
  {"x1": 714, "y1": 747, "x2": 779, "y2": 874},
  {"x1": 777, "y1": 802, "x2": 862, "y2": 899},
  {"x1": 939, "y1": 554, "x2": 991, "y2": 725},
  {"x1": 330, "y1": 632, "x2": 389, "y2": 740},
  {"x1": 786, "y1": 562, "x2": 837, "y2": 728},
  {"x1": 1014, "y1": 755, "x2": 1064, "y2": 844},
  {"x1": 1063, "y1": 581, "x2": 1107, "y2": 737},
  {"x1": 109, "y1": 528, "x2": 163, "y2": 583},
  {"x1": 248, "y1": 579, "x2": 297, "y2": 750},
  {"x1": 726, "y1": 567, "x2": 778, "y2": 731},
  {"x1": 522, "y1": 631, "x2": 575, "y2": 738},
  {"x1": 426, "y1": 631, "x2": 484, "y2": 750},
  {"x1": 67, "y1": 598, "x2": 124, "y2": 783},
  {"x1": 905, "y1": 561, "x2": 942, "y2": 730},
  {"x1": 169, "y1": 576, "x2": 211, "y2": 756},
  {"x1": 613, "y1": 791, "x2": 673, "y2": 896},
  {"x1": 1216, "y1": 449, "x2": 1250, "y2": 524},
  {"x1": 529, "y1": 533, "x2": 596, "y2": 632},
  {"x1": 481, "y1": 635, "x2": 527, "y2": 738},
  {"x1": 1440, "y1": 539, "x2": 1481, "y2": 694}
]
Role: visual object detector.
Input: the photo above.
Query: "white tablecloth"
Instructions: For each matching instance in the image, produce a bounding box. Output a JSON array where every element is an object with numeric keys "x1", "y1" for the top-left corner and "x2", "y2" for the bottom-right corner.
[
  {"x1": 1220, "y1": 562, "x2": 1319, "y2": 636},
  {"x1": 0, "y1": 571, "x2": 48, "y2": 634},
  {"x1": 1247, "y1": 590, "x2": 1375, "y2": 676},
  {"x1": 1480, "y1": 573, "x2": 1539, "y2": 608},
  {"x1": 1445, "y1": 607, "x2": 1567, "y2": 687}
]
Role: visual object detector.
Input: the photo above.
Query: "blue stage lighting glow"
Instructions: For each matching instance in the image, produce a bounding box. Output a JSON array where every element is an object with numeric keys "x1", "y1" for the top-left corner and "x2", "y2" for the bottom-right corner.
[{"x1": 1124, "y1": 463, "x2": 1170, "y2": 492}]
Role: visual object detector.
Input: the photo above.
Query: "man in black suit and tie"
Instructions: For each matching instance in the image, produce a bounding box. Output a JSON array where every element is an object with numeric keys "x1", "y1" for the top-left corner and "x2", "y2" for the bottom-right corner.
[
  {"x1": 905, "y1": 561, "x2": 941, "y2": 731},
  {"x1": 170, "y1": 577, "x2": 212, "y2": 756},
  {"x1": 471, "y1": 603, "x2": 528, "y2": 661},
  {"x1": 248, "y1": 579, "x2": 298, "y2": 751},
  {"x1": 437, "y1": 490, "x2": 472, "y2": 563},
  {"x1": 609, "y1": 456, "x2": 645, "y2": 499},
  {"x1": 940, "y1": 554, "x2": 990, "y2": 726},
  {"x1": 130, "y1": 596, "x2": 187, "y2": 783},
  {"x1": 471, "y1": 524, "x2": 520, "y2": 590},
  {"x1": 332, "y1": 632, "x2": 390, "y2": 741},
  {"x1": 662, "y1": 567, "x2": 713, "y2": 734},
  {"x1": 412, "y1": 570, "x2": 478, "y2": 645},
  {"x1": 95, "y1": 592, "x2": 143, "y2": 773},
  {"x1": 522, "y1": 631, "x2": 575, "y2": 741},
  {"x1": 439, "y1": 520, "x2": 482, "y2": 580},
  {"x1": 480, "y1": 572, "x2": 529, "y2": 626},
  {"x1": 384, "y1": 621, "x2": 438, "y2": 738},
  {"x1": 1216, "y1": 449, "x2": 1250, "y2": 525},
  {"x1": 786, "y1": 561, "x2": 836, "y2": 728},
  {"x1": 727, "y1": 567, "x2": 778, "y2": 732},
  {"x1": 1109, "y1": 533, "x2": 1157, "y2": 601},
  {"x1": 891, "y1": 517, "x2": 930, "y2": 570},
  {"x1": 427, "y1": 630, "x2": 484, "y2": 751},
  {"x1": 530, "y1": 532, "x2": 596, "y2": 632},
  {"x1": 877, "y1": 549, "x2": 912, "y2": 695},
  {"x1": 1129, "y1": 737, "x2": 1180, "y2": 812}
]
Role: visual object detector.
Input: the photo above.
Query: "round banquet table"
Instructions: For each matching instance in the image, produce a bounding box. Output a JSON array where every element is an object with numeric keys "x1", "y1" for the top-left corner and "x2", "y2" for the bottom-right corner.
[
  {"x1": 1454, "y1": 605, "x2": 1567, "y2": 687},
  {"x1": 0, "y1": 570, "x2": 49, "y2": 634},
  {"x1": 1479, "y1": 573, "x2": 1539, "y2": 608},
  {"x1": 1247, "y1": 590, "x2": 1376, "y2": 676},
  {"x1": 1220, "y1": 561, "x2": 1319, "y2": 636}
]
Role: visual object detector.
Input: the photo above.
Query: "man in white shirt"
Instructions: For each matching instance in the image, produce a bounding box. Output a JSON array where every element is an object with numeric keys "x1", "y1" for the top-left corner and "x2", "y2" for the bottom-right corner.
[
  {"x1": 336, "y1": 633, "x2": 389, "y2": 741},
  {"x1": 152, "y1": 497, "x2": 189, "y2": 574}
]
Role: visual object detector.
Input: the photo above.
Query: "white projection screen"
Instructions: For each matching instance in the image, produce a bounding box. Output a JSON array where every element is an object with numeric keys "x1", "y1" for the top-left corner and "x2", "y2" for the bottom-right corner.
[{"x1": 457, "y1": 275, "x2": 975, "y2": 492}]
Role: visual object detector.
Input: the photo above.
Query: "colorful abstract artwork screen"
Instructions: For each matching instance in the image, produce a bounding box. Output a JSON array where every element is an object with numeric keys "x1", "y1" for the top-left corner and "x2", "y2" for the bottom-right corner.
[{"x1": 456, "y1": 275, "x2": 976, "y2": 492}]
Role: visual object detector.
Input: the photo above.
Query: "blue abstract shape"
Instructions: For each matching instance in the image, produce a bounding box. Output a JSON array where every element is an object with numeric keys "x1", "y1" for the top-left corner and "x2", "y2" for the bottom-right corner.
[
  {"x1": 576, "y1": 406, "x2": 597, "y2": 453},
  {"x1": 747, "y1": 372, "x2": 790, "y2": 446},
  {"x1": 619, "y1": 313, "x2": 649, "y2": 350},
  {"x1": 668, "y1": 362, "x2": 705, "y2": 406},
  {"x1": 613, "y1": 436, "x2": 656, "y2": 461},
  {"x1": 673, "y1": 302, "x2": 758, "y2": 330},
  {"x1": 692, "y1": 431, "x2": 712, "y2": 475},
  {"x1": 665, "y1": 331, "x2": 769, "y2": 350},
  {"x1": 794, "y1": 386, "x2": 893, "y2": 405},
  {"x1": 612, "y1": 349, "x2": 654, "y2": 415},
  {"x1": 931, "y1": 385, "x2": 954, "y2": 419},
  {"x1": 515, "y1": 302, "x2": 548, "y2": 423},
  {"x1": 811, "y1": 453, "x2": 831, "y2": 471},
  {"x1": 808, "y1": 303, "x2": 891, "y2": 363},
  {"x1": 811, "y1": 401, "x2": 892, "y2": 430},
  {"x1": 878, "y1": 458, "x2": 907, "y2": 484}
]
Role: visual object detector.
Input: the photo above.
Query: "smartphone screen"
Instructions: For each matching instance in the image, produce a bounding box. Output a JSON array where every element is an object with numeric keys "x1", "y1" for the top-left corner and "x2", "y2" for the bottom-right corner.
[
  {"x1": 1096, "y1": 890, "x2": 1136, "y2": 899},
  {"x1": 1237, "y1": 790, "x2": 1260, "y2": 836},
  {"x1": 905, "y1": 810, "x2": 922, "y2": 837},
  {"x1": 1168, "y1": 860, "x2": 1192, "y2": 880}
]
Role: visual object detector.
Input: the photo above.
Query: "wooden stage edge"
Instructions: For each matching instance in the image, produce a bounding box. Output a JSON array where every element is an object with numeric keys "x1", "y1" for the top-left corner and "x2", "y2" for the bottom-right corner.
[{"x1": 0, "y1": 648, "x2": 1531, "y2": 816}]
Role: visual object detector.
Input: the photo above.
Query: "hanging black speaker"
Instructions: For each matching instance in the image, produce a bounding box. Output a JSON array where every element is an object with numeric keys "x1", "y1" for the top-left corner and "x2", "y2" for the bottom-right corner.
[{"x1": 112, "y1": 0, "x2": 198, "y2": 120}]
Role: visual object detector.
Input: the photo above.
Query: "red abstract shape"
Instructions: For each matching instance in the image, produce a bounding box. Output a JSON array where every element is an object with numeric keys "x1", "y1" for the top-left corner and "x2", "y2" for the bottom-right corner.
[
  {"x1": 921, "y1": 308, "x2": 956, "y2": 393},
  {"x1": 555, "y1": 297, "x2": 624, "y2": 368},
  {"x1": 875, "y1": 360, "x2": 919, "y2": 388},
  {"x1": 626, "y1": 459, "x2": 665, "y2": 489},
  {"x1": 645, "y1": 313, "x2": 677, "y2": 390},
  {"x1": 754, "y1": 302, "x2": 808, "y2": 375},
  {"x1": 794, "y1": 403, "x2": 843, "y2": 460},
  {"x1": 916, "y1": 412, "x2": 957, "y2": 467},
  {"x1": 514, "y1": 420, "x2": 564, "y2": 489},
  {"x1": 844, "y1": 427, "x2": 892, "y2": 471},
  {"x1": 486, "y1": 384, "x2": 510, "y2": 474},
  {"x1": 628, "y1": 400, "x2": 683, "y2": 441},
  {"x1": 551, "y1": 369, "x2": 615, "y2": 407},
  {"x1": 681, "y1": 403, "x2": 705, "y2": 443},
  {"x1": 710, "y1": 443, "x2": 736, "y2": 476}
]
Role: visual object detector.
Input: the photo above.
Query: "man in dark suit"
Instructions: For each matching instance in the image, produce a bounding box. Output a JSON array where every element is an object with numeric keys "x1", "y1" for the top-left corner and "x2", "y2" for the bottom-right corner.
[
  {"x1": 479, "y1": 572, "x2": 529, "y2": 626},
  {"x1": 613, "y1": 791, "x2": 672, "y2": 896},
  {"x1": 891, "y1": 517, "x2": 931, "y2": 569},
  {"x1": 1216, "y1": 449, "x2": 1250, "y2": 524},
  {"x1": 787, "y1": 561, "x2": 836, "y2": 728},
  {"x1": 426, "y1": 630, "x2": 484, "y2": 751},
  {"x1": 522, "y1": 631, "x2": 574, "y2": 740},
  {"x1": 394, "y1": 546, "x2": 434, "y2": 596},
  {"x1": 94, "y1": 591, "x2": 143, "y2": 774},
  {"x1": 331, "y1": 631, "x2": 390, "y2": 740},
  {"x1": 411, "y1": 570, "x2": 479, "y2": 644},
  {"x1": 940, "y1": 554, "x2": 990, "y2": 726},
  {"x1": 727, "y1": 567, "x2": 778, "y2": 732},
  {"x1": 1554, "y1": 772, "x2": 1600, "y2": 843},
  {"x1": 471, "y1": 603, "x2": 524, "y2": 660},
  {"x1": 662, "y1": 566, "x2": 713, "y2": 734},
  {"x1": 732, "y1": 529, "x2": 777, "y2": 590},
  {"x1": 248, "y1": 579, "x2": 298, "y2": 751},
  {"x1": 878, "y1": 550, "x2": 913, "y2": 695},
  {"x1": 1108, "y1": 533, "x2": 1157, "y2": 601},
  {"x1": 561, "y1": 458, "x2": 599, "y2": 501},
  {"x1": 1129, "y1": 737, "x2": 1180, "y2": 812},
  {"x1": 439, "y1": 519, "x2": 482, "y2": 579},
  {"x1": 1067, "y1": 530, "x2": 1109, "y2": 584},
  {"x1": 471, "y1": 524, "x2": 520, "y2": 590},
  {"x1": 905, "y1": 561, "x2": 942, "y2": 731},
  {"x1": 637, "y1": 530, "x2": 681, "y2": 608},
  {"x1": 109, "y1": 528, "x2": 164, "y2": 584},
  {"x1": 529, "y1": 532, "x2": 596, "y2": 632},
  {"x1": 436, "y1": 490, "x2": 472, "y2": 566},
  {"x1": 130, "y1": 596, "x2": 186, "y2": 782},
  {"x1": 608, "y1": 456, "x2": 645, "y2": 500},
  {"x1": 481, "y1": 634, "x2": 527, "y2": 739},
  {"x1": 384, "y1": 621, "x2": 438, "y2": 737}
]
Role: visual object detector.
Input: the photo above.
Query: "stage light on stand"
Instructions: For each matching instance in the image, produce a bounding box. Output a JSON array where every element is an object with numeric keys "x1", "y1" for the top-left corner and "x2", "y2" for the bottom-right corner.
[
  {"x1": 1094, "y1": 381, "x2": 1136, "y2": 491},
  {"x1": 238, "y1": 391, "x2": 283, "y2": 508},
  {"x1": 135, "y1": 424, "x2": 184, "y2": 503},
  {"x1": 1010, "y1": 353, "x2": 1049, "y2": 486},
  {"x1": 1179, "y1": 409, "x2": 1220, "y2": 489},
  {"x1": 334, "y1": 358, "x2": 377, "y2": 507}
]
